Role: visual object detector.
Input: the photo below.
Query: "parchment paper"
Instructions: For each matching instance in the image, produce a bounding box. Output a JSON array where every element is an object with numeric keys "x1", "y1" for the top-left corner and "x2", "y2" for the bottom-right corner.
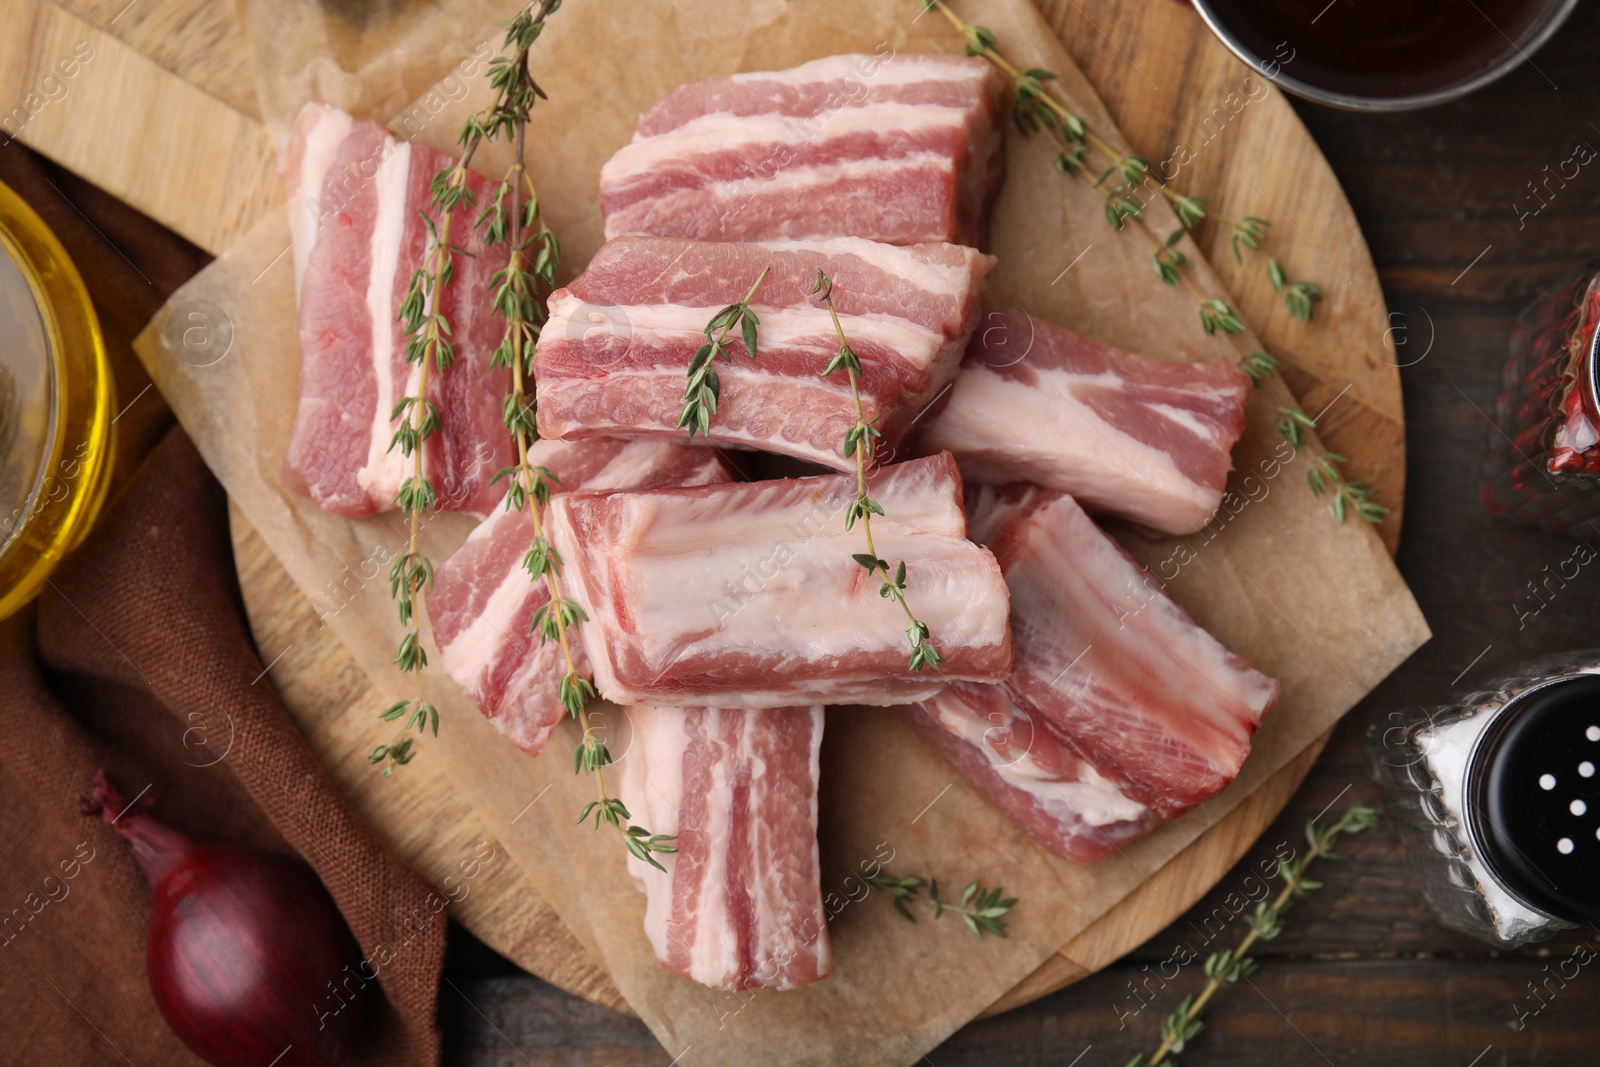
[
  {"x1": 237, "y1": 0, "x2": 517, "y2": 133},
  {"x1": 137, "y1": 1, "x2": 1431, "y2": 1063}
]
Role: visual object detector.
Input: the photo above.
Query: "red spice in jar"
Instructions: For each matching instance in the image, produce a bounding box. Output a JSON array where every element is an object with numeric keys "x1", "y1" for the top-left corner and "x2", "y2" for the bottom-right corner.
[{"x1": 1484, "y1": 261, "x2": 1600, "y2": 533}]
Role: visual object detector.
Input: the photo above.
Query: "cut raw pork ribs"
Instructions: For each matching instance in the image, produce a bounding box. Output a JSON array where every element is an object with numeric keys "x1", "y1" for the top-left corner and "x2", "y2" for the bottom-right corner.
[
  {"x1": 903, "y1": 484, "x2": 1279, "y2": 860},
  {"x1": 429, "y1": 438, "x2": 733, "y2": 757},
  {"x1": 619, "y1": 704, "x2": 830, "y2": 991},
  {"x1": 281, "y1": 100, "x2": 512, "y2": 517},
  {"x1": 534, "y1": 236, "x2": 992, "y2": 471},
  {"x1": 976, "y1": 484, "x2": 1279, "y2": 816},
  {"x1": 896, "y1": 684, "x2": 1159, "y2": 863},
  {"x1": 547, "y1": 453, "x2": 1012, "y2": 708},
  {"x1": 919, "y1": 302, "x2": 1251, "y2": 536},
  {"x1": 600, "y1": 53, "x2": 1003, "y2": 246}
]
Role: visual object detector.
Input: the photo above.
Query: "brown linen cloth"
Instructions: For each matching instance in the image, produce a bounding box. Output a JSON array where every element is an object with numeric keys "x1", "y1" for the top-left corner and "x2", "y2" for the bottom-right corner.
[{"x1": 0, "y1": 148, "x2": 445, "y2": 1064}]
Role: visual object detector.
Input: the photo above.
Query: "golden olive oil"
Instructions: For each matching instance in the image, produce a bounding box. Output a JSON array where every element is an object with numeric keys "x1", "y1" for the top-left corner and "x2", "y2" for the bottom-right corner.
[{"x1": 0, "y1": 179, "x2": 114, "y2": 619}]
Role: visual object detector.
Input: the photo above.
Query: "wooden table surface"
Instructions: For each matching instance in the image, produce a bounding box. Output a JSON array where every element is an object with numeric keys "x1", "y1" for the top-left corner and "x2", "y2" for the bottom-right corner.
[{"x1": 438, "y1": 6, "x2": 1600, "y2": 1066}]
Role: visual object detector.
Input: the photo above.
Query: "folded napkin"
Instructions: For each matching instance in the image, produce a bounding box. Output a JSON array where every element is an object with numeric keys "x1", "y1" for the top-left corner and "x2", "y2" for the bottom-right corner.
[{"x1": 0, "y1": 148, "x2": 444, "y2": 1065}]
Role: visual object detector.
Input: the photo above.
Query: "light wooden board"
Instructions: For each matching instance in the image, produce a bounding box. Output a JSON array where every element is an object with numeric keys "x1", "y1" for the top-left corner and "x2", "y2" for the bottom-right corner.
[{"x1": 8, "y1": 0, "x2": 1404, "y2": 1020}]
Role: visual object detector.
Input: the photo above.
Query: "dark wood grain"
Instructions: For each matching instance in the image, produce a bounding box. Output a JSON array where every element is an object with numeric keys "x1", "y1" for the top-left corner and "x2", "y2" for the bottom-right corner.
[{"x1": 441, "y1": 3, "x2": 1600, "y2": 1065}]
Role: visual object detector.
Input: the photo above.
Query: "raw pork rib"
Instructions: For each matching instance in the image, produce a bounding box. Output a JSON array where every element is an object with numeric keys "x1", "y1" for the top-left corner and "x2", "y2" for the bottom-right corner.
[
  {"x1": 896, "y1": 684, "x2": 1159, "y2": 863},
  {"x1": 281, "y1": 101, "x2": 512, "y2": 517},
  {"x1": 547, "y1": 453, "x2": 1012, "y2": 708},
  {"x1": 922, "y1": 485, "x2": 1278, "y2": 834},
  {"x1": 619, "y1": 704, "x2": 830, "y2": 990},
  {"x1": 600, "y1": 53, "x2": 1003, "y2": 246},
  {"x1": 534, "y1": 236, "x2": 992, "y2": 471},
  {"x1": 429, "y1": 438, "x2": 733, "y2": 756},
  {"x1": 919, "y1": 302, "x2": 1251, "y2": 536}
]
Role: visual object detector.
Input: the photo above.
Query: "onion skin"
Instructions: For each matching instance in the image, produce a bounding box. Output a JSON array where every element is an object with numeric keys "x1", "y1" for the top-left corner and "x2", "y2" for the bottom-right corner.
[{"x1": 86, "y1": 772, "x2": 366, "y2": 1067}]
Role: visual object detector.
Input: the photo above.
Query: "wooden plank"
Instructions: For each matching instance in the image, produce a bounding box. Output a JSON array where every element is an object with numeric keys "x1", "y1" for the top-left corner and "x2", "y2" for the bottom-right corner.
[
  {"x1": 2, "y1": 2, "x2": 278, "y2": 254},
  {"x1": 54, "y1": 0, "x2": 261, "y2": 118},
  {"x1": 442, "y1": 958, "x2": 1600, "y2": 1065}
]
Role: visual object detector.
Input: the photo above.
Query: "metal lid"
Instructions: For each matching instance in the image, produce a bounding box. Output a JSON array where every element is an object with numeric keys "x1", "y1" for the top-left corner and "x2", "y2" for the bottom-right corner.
[{"x1": 1468, "y1": 673, "x2": 1600, "y2": 924}]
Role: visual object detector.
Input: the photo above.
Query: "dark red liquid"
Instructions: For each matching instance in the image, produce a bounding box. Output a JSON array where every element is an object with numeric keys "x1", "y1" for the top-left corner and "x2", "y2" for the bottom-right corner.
[{"x1": 1204, "y1": 0, "x2": 1553, "y2": 98}]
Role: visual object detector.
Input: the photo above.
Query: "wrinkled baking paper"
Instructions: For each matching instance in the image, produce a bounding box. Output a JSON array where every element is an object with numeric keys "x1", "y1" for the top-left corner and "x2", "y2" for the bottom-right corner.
[
  {"x1": 139, "y1": 0, "x2": 1429, "y2": 1063},
  {"x1": 238, "y1": 0, "x2": 515, "y2": 136}
]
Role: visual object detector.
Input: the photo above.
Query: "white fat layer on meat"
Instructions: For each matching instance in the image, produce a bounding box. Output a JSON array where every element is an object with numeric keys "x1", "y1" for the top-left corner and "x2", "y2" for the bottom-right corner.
[
  {"x1": 435, "y1": 504, "x2": 526, "y2": 679},
  {"x1": 922, "y1": 693, "x2": 1147, "y2": 827},
  {"x1": 549, "y1": 502, "x2": 623, "y2": 698},
  {"x1": 735, "y1": 706, "x2": 829, "y2": 988},
  {"x1": 588, "y1": 440, "x2": 703, "y2": 489},
  {"x1": 551, "y1": 469, "x2": 994, "y2": 708},
  {"x1": 621, "y1": 707, "x2": 828, "y2": 989},
  {"x1": 288, "y1": 105, "x2": 353, "y2": 300},
  {"x1": 618, "y1": 498, "x2": 1005, "y2": 673},
  {"x1": 355, "y1": 138, "x2": 414, "y2": 507},
  {"x1": 639, "y1": 469, "x2": 967, "y2": 544},
  {"x1": 624, "y1": 706, "x2": 747, "y2": 987},
  {"x1": 923, "y1": 363, "x2": 1221, "y2": 534},
  {"x1": 619, "y1": 705, "x2": 686, "y2": 922},
  {"x1": 605, "y1": 105, "x2": 972, "y2": 182},
  {"x1": 544, "y1": 298, "x2": 945, "y2": 373},
  {"x1": 758, "y1": 236, "x2": 980, "y2": 301},
  {"x1": 533, "y1": 363, "x2": 863, "y2": 472},
  {"x1": 1142, "y1": 401, "x2": 1223, "y2": 444},
  {"x1": 1012, "y1": 493, "x2": 1277, "y2": 741},
  {"x1": 547, "y1": 237, "x2": 983, "y2": 334},
  {"x1": 723, "y1": 52, "x2": 987, "y2": 91},
  {"x1": 701, "y1": 152, "x2": 955, "y2": 198},
  {"x1": 685, "y1": 711, "x2": 743, "y2": 985},
  {"x1": 437, "y1": 440, "x2": 723, "y2": 682},
  {"x1": 1007, "y1": 757, "x2": 1147, "y2": 827}
]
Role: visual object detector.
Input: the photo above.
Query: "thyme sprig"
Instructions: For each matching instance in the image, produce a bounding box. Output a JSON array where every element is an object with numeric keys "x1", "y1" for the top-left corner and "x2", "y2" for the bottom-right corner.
[
  {"x1": 1197, "y1": 296, "x2": 1244, "y2": 337},
  {"x1": 813, "y1": 269, "x2": 943, "y2": 672},
  {"x1": 1126, "y1": 803, "x2": 1380, "y2": 1066},
  {"x1": 680, "y1": 268, "x2": 770, "y2": 438},
  {"x1": 458, "y1": 1, "x2": 672, "y2": 870},
  {"x1": 1237, "y1": 349, "x2": 1278, "y2": 387},
  {"x1": 481, "y1": 15, "x2": 591, "y2": 726},
  {"x1": 920, "y1": 0, "x2": 1319, "y2": 327},
  {"x1": 371, "y1": 0, "x2": 564, "y2": 777},
  {"x1": 1268, "y1": 258, "x2": 1323, "y2": 322},
  {"x1": 1277, "y1": 406, "x2": 1388, "y2": 524},
  {"x1": 865, "y1": 871, "x2": 1017, "y2": 938},
  {"x1": 372, "y1": 113, "x2": 479, "y2": 777}
]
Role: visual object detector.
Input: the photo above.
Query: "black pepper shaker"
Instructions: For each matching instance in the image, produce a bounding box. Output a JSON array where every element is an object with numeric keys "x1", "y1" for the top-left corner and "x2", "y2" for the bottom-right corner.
[{"x1": 1371, "y1": 654, "x2": 1600, "y2": 946}]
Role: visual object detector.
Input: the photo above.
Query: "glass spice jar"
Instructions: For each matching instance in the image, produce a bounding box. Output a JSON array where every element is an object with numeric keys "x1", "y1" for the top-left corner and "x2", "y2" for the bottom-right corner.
[
  {"x1": 1484, "y1": 259, "x2": 1600, "y2": 533},
  {"x1": 1370, "y1": 652, "x2": 1600, "y2": 947}
]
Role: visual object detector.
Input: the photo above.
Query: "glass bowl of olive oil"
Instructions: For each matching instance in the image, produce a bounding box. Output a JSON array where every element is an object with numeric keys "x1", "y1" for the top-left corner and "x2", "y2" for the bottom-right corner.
[{"x1": 0, "y1": 178, "x2": 115, "y2": 620}]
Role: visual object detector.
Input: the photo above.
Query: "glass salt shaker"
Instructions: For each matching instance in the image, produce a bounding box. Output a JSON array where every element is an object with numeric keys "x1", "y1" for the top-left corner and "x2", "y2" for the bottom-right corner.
[
  {"x1": 1483, "y1": 259, "x2": 1600, "y2": 534},
  {"x1": 1370, "y1": 652, "x2": 1600, "y2": 947}
]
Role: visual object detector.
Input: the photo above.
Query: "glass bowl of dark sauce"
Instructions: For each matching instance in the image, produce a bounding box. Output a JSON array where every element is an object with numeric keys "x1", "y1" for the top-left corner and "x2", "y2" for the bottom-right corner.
[{"x1": 1191, "y1": 0, "x2": 1579, "y2": 111}]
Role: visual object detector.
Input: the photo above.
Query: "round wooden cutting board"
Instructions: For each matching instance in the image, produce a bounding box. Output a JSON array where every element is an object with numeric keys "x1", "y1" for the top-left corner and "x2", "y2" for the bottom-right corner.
[{"x1": 231, "y1": 0, "x2": 1404, "y2": 1021}]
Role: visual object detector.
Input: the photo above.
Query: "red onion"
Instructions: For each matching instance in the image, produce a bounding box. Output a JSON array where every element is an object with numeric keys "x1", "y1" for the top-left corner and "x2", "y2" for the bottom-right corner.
[{"x1": 85, "y1": 771, "x2": 365, "y2": 1067}]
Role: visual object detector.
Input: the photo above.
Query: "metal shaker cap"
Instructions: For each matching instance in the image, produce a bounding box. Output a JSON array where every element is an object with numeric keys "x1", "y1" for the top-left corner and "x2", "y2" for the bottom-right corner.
[{"x1": 1469, "y1": 673, "x2": 1600, "y2": 924}]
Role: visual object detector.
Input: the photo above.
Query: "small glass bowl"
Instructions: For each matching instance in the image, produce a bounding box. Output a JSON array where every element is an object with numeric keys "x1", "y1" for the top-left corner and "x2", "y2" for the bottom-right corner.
[
  {"x1": 1190, "y1": 0, "x2": 1580, "y2": 112},
  {"x1": 0, "y1": 177, "x2": 115, "y2": 619}
]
